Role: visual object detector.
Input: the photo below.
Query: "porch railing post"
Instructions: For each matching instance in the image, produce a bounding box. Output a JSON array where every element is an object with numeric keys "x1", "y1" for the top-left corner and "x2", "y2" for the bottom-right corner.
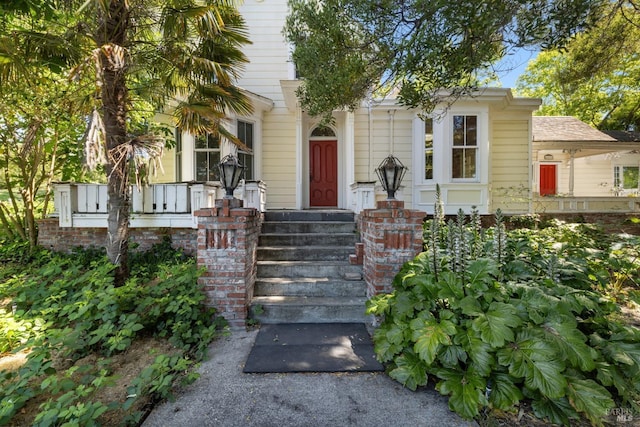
[
  {"x1": 359, "y1": 200, "x2": 425, "y2": 298},
  {"x1": 195, "y1": 200, "x2": 262, "y2": 328}
]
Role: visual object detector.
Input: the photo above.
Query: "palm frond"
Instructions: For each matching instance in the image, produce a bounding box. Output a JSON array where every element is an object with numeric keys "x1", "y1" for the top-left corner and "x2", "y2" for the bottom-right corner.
[{"x1": 85, "y1": 109, "x2": 108, "y2": 170}]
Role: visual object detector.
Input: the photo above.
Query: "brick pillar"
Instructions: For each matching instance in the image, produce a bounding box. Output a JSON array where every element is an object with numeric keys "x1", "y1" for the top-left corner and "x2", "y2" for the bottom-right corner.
[
  {"x1": 195, "y1": 199, "x2": 261, "y2": 328},
  {"x1": 360, "y1": 200, "x2": 425, "y2": 297}
]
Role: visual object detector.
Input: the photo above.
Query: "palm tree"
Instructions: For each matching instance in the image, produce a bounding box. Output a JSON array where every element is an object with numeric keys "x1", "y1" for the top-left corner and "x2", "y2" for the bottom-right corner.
[{"x1": 1, "y1": 0, "x2": 252, "y2": 284}]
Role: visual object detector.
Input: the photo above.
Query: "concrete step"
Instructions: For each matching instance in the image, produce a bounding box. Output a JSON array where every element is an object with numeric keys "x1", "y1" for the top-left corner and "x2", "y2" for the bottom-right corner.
[
  {"x1": 257, "y1": 261, "x2": 363, "y2": 279},
  {"x1": 259, "y1": 233, "x2": 357, "y2": 247},
  {"x1": 254, "y1": 277, "x2": 366, "y2": 297},
  {"x1": 257, "y1": 246, "x2": 354, "y2": 261},
  {"x1": 250, "y1": 296, "x2": 367, "y2": 324},
  {"x1": 264, "y1": 210, "x2": 355, "y2": 222},
  {"x1": 261, "y1": 221, "x2": 356, "y2": 234}
]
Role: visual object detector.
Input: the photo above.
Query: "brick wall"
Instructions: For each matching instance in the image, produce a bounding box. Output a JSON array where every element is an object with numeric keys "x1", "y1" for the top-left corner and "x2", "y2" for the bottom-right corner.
[
  {"x1": 195, "y1": 200, "x2": 261, "y2": 328},
  {"x1": 37, "y1": 218, "x2": 197, "y2": 255},
  {"x1": 359, "y1": 200, "x2": 426, "y2": 297}
]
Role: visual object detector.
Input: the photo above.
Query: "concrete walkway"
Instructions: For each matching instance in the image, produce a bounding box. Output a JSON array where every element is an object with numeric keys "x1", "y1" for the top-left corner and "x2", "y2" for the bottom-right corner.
[{"x1": 142, "y1": 329, "x2": 476, "y2": 427}]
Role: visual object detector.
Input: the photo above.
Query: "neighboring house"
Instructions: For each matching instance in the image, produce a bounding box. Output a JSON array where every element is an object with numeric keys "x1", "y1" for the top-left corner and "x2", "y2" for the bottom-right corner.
[
  {"x1": 533, "y1": 116, "x2": 640, "y2": 199},
  {"x1": 155, "y1": 2, "x2": 542, "y2": 216}
]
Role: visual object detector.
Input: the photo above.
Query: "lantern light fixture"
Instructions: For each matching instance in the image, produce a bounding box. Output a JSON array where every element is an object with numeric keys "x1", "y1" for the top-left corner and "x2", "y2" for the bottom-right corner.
[
  {"x1": 218, "y1": 154, "x2": 245, "y2": 198},
  {"x1": 375, "y1": 154, "x2": 407, "y2": 200}
]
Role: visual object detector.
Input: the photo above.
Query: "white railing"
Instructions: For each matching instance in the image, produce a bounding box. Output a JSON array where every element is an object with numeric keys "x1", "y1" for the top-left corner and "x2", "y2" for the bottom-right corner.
[
  {"x1": 350, "y1": 181, "x2": 376, "y2": 214},
  {"x1": 52, "y1": 181, "x2": 267, "y2": 228},
  {"x1": 533, "y1": 196, "x2": 640, "y2": 213}
]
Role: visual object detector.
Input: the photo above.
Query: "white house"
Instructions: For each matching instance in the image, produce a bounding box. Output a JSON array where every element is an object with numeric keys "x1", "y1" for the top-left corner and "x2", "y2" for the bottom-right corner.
[
  {"x1": 155, "y1": 1, "x2": 544, "y2": 216},
  {"x1": 52, "y1": 1, "x2": 640, "y2": 226}
]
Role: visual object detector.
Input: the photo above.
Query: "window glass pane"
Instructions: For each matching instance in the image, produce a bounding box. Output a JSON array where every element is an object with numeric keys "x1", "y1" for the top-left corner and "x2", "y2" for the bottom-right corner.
[
  {"x1": 466, "y1": 116, "x2": 477, "y2": 146},
  {"x1": 311, "y1": 125, "x2": 335, "y2": 137},
  {"x1": 208, "y1": 151, "x2": 220, "y2": 181},
  {"x1": 195, "y1": 152, "x2": 208, "y2": 181},
  {"x1": 623, "y1": 166, "x2": 639, "y2": 189},
  {"x1": 206, "y1": 134, "x2": 219, "y2": 149},
  {"x1": 175, "y1": 128, "x2": 182, "y2": 181},
  {"x1": 464, "y1": 148, "x2": 476, "y2": 178},
  {"x1": 238, "y1": 120, "x2": 254, "y2": 179},
  {"x1": 195, "y1": 135, "x2": 207, "y2": 149},
  {"x1": 453, "y1": 115, "x2": 464, "y2": 146},
  {"x1": 239, "y1": 152, "x2": 254, "y2": 180},
  {"x1": 238, "y1": 121, "x2": 254, "y2": 150},
  {"x1": 452, "y1": 149, "x2": 463, "y2": 178},
  {"x1": 424, "y1": 118, "x2": 433, "y2": 180}
]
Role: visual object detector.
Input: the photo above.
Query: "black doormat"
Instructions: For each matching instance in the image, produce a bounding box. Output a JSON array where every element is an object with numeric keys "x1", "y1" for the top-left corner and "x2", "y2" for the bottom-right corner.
[{"x1": 243, "y1": 323, "x2": 384, "y2": 373}]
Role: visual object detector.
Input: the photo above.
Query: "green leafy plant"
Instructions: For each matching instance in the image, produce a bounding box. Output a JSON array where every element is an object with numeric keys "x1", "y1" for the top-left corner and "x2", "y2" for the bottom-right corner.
[
  {"x1": 0, "y1": 238, "x2": 227, "y2": 425},
  {"x1": 367, "y1": 209, "x2": 640, "y2": 425}
]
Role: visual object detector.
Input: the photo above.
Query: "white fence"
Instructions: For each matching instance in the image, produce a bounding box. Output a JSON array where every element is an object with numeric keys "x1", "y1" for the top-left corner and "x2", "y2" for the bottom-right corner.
[
  {"x1": 533, "y1": 196, "x2": 640, "y2": 213},
  {"x1": 53, "y1": 181, "x2": 267, "y2": 228}
]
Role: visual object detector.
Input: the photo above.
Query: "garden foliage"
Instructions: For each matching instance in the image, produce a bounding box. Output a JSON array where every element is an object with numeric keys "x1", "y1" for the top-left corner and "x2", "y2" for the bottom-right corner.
[
  {"x1": 0, "y1": 238, "x2": 226, "y2": 426},
  {"x1": 366, "y1": 208, "x2": 640, "y2": 425}
]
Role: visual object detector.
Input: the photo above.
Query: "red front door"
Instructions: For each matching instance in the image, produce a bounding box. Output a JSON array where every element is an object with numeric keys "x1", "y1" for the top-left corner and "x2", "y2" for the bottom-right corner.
[
  {"x1": 310, "y1": 140, "x2": 338, "y2": 207},
  {"x1": 539, "y1": 164, "x2": 557, "y2": 196}
]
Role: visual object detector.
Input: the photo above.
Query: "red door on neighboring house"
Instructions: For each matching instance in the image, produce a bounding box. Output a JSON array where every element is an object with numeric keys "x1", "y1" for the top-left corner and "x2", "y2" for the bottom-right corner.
[
  {"x1": 310, "y1": 140, "x2": 338, "y2": 206},
  {"x1": 539, "y1": 164, "x2": 557, "y2": 196}
]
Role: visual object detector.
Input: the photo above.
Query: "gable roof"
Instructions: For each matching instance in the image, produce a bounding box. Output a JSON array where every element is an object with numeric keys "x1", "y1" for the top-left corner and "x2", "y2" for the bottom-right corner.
[
  {"x1": 531, "y1": 116, "x2": 640, "y2": 151},
  {"x1": 532, "y1": 116, "x2": 616, "y2": 143}
]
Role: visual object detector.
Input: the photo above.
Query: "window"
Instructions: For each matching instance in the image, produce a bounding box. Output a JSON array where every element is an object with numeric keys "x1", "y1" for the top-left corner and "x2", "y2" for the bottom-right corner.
[
  {"x1": 452, "y1": 115, "x2": 477, "y2": 179},
  {"x1": 194, "y1": 133, "x2": 220, "y2": 182},
  {"x1": 614, "y1": 165, "x2": 639, "y2": 190},
  {"x1": 311, "y1": 125, "x2": 335, "y2": 137},
  {"x1": 424, "y1": 118, "x2": 434, "y2": 180},
  {"x1": 175, "y1": 128, "x2": 182, "y2": 181},
  {"x1": 237, "y1": 120, "x2": 254, "y2": 180}
]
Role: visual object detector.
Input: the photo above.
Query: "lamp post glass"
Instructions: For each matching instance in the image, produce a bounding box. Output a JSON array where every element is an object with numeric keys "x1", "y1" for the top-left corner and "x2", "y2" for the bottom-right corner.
[
  {"x1": 376, "y1": 155, "x2": 407, "y2": 200},
  {"x1": 219, "y1": 154, "x2": 245, "y2": 198}
]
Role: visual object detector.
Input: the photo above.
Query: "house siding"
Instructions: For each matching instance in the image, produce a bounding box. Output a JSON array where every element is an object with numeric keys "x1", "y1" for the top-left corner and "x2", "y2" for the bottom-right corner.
[
  {"x1": 573, "y1": 154, "x2": 638, "y2": 197},
  {"x1": 490, "y1": 117, "x2": 531, "y2": 213},
  {"x1": 237, "y1": 1, "x2": 291, "y2": 105},
  {"x1": 353, "y1": 109, "x2": 373, "y2": 182},
  {"x1": 261, "y1": 107, "x2": 297, "y2": 208}
]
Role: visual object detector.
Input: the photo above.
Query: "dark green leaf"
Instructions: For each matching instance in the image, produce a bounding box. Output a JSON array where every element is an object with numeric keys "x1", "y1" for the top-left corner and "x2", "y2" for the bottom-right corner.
[
  {"x1": 565, "y1": 376, "x2": 614, "y2": 425},
  {"x1": 389, "y1": 351, "x2": 428, "y2": 391},
  {"x1": 489, "y1": 372, "x2": 523, "y2": 410},
  {"x1": 434, "y1": 367, "x2": 487, "y2": 420},
  {"x1": 471, "y1": 302, "x2": 521, "y2": 347},
  {"x1": 531, "y1": 396, "x2": 580, "y2": 426},
  {"x1": 413, "y1": 318, "x2": 456, "y2": 365}
]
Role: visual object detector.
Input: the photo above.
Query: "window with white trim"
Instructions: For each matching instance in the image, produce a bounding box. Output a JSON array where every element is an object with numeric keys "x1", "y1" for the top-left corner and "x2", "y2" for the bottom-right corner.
[
  {"x1": 424, "y1": 117, "x2": 434, "y2": 180},
  {"x1": 237, "y1": 120, "x2": 254, "y2": 180},
  {"x1": 194, "y1": 133, "x2": 220, "y2": 182},
  {"x1": 614, "y1": 165, "x2": 639, "y2": 191},
  {"x1": 175, "y1": 128, "x2": 182, "y2": 182},
  {"x1": 452, "y1": 115, "x2": 477, "y2": 179}
]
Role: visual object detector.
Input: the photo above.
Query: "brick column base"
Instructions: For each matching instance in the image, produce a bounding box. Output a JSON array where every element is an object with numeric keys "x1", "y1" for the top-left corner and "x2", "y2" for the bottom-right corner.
[
  {"x1": 195, "y1": 199, "x2": 261, "y2": 328},
  {"x1": 360, "y1": 200, "x2": 426, "y2": 297}
]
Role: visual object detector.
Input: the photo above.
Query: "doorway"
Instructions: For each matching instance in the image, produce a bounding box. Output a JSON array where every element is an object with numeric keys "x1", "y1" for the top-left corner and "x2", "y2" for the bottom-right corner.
[
  {"x1": 309, "y1": 139, "x2": 338, "y2": 207},
  {"x1": 539, "y1": 164, "x2": 557, "y2": 196}
]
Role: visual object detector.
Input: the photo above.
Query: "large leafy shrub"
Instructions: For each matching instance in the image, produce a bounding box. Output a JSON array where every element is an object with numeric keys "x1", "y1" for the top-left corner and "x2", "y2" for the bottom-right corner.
[
  {"x1": 0, "y1": 238, "x2": 226, "y2": 425},
  {"x1": 366, "y1": 209, "x2": 640, "y2": 425}
]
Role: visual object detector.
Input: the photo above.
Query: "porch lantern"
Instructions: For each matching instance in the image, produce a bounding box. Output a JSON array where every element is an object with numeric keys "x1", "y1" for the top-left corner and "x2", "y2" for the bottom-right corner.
[
  {"x1": 219, "y1": 154, "x2": 245, "y2": 198},
  {"x1": 376, "y1": 155, "x2": 407, "y2": 200}
]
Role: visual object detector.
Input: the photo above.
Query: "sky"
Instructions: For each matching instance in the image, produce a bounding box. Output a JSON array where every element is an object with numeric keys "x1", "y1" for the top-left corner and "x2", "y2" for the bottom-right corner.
[{"x1": 496, "y1": 49, "x2": 539, "y2": 89}]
